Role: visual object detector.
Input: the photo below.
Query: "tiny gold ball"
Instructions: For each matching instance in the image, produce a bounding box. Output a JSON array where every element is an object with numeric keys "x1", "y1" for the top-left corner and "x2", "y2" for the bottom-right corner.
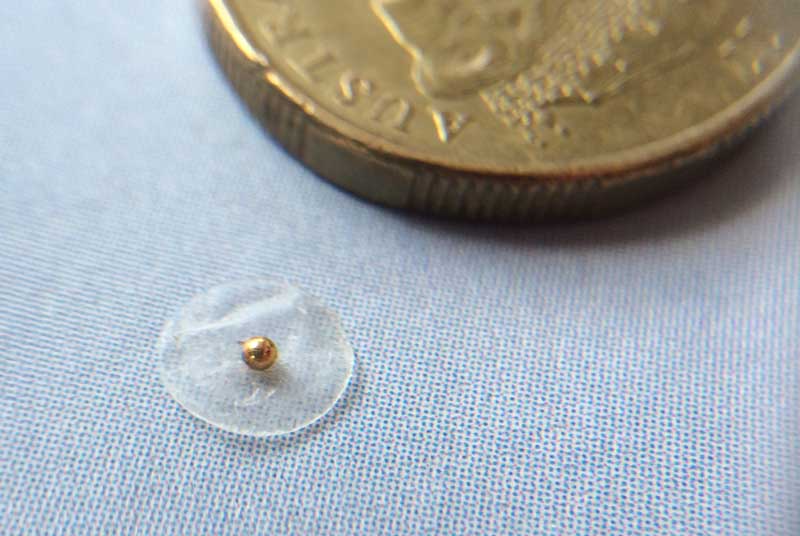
[{"x1": 240, "y1": 336, "x2": 279, "y2": 371}]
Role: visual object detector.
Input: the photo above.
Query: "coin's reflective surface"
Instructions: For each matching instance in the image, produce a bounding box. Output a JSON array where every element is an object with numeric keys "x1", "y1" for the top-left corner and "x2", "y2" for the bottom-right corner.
[{"x1": 206, "y1": 0, "x2": 799, "y2": 219}]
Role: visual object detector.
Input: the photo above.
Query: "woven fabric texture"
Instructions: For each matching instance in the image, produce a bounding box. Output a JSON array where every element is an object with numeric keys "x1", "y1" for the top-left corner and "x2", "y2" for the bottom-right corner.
[{"x1": 1, "y1": 1, "x2": 798, "y2": 534}]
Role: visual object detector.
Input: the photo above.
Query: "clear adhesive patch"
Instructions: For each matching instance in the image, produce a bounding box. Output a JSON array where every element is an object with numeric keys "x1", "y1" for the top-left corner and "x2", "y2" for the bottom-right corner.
[{"x1": 158, "y1": 279, "x2": 354, "y2": 436}]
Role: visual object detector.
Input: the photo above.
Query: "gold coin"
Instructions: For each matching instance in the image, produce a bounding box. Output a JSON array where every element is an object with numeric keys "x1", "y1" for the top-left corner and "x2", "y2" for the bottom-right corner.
[{"x1": 204, "y1": 0, "x2": 799, "y2": 220}]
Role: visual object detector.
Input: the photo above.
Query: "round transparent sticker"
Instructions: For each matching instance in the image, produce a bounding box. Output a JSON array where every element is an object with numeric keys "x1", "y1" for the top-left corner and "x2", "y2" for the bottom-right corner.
[{"x1": 158, "y1": 279, "x2": 354, "y2": 436}]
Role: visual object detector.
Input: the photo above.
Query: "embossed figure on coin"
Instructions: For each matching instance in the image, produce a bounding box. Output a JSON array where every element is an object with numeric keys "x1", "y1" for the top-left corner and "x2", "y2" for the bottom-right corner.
[
  {"x1": 371, "y1": 0, "x2": 730, "y2": 143},
  {"x1": 205, "y1": 0, "x2": 798, "y2": 219}
]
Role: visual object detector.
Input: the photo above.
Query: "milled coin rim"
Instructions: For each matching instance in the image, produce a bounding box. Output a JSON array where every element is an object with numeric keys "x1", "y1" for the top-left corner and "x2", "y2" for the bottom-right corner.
[{"x1": 208, "y1": 0, "x2": 798, "y2": 183}]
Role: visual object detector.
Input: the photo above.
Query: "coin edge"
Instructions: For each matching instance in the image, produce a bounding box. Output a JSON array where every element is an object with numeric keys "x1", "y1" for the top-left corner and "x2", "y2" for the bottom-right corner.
[{"x1": 204, "y1": 0, "x2": 799, "y2": 221}]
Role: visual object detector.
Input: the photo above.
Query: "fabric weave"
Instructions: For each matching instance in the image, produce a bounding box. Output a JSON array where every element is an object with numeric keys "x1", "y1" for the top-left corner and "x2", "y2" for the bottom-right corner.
[{"x1": 1, "y1": 1, "x2": 798, "y2": 534}]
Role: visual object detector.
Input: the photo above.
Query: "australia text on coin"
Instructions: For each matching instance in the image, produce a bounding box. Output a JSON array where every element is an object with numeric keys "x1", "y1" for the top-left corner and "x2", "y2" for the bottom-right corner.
[{"x1": 252, "y1": 0, "x2": 795, "y2": 152}]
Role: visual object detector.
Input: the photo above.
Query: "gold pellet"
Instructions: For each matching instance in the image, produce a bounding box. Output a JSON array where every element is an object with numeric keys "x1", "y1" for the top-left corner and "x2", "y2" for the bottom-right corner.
[{"x1": 240, "y1": 336, "x2": 279, "y2": 371}]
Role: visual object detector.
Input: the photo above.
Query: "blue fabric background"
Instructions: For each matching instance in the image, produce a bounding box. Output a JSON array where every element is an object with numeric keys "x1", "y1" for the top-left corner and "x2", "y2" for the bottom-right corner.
[{"x1": 1, "y1": 1, "x2": 798, "y2": 534}]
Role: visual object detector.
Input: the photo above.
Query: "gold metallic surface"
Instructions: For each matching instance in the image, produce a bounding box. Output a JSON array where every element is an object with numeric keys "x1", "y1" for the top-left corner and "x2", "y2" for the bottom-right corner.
[
  {"x1": 205, "y1": 0, "x2": 800, "y2": 220},
  {"x1": 241, "y1": 336, "x2": 279, "y2": 371}
]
